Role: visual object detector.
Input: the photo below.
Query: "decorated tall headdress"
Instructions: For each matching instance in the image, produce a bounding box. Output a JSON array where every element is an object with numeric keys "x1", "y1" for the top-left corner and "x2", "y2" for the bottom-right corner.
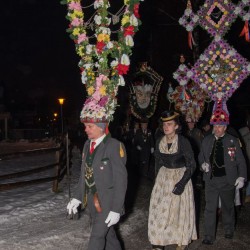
[
  {"x1": 61, "y1": 0, "x2": 143, "y2": 122},
  {"x1": 129, "y1": 62, "x2": 163, "y2": 120},
  {"x1": 178, "y1": 0, "x2": 250, "y2": 124},
  {"x1": 170, "y1": 55, "x2": 209, "y2": 122}
]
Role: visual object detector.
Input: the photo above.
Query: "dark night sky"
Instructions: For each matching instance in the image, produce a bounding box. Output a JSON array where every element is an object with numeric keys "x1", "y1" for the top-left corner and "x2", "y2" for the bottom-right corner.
[{"x1": 0, "y1": 0, "x2": 250, "y2": 129}]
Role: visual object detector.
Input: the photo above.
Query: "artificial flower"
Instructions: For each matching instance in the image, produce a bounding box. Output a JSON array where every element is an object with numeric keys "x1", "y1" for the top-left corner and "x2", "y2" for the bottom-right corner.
[
  {"x1": 77, "y1": 33, "x2": 87, "y2": 44},
  {"x1": 72, "y1": 28, "x2": 81, "y2": 36},
  {"x1": 96, "y1": 41, "x2": 106, "y2": 53},
  {"x1": 125, "y1": 35, "x2": 134, "y2": 46},
  {"x1": 99, "y1": 85, "x2": 107, "y2": 95},
  {"x1": 68, "y1": 2, "x2": 82, "y2": 11},
  {"x1": 124, "y1": 26, "x2": 135, "y2": 36},
  {"x1": 130, "y1": 14, "x2": 138, "y2": 26},
  {"x1": 94, "y1": 15, "x2": 102, "y2": 25},
  {"x1": 97, "y1": 33, "x2": 110, "y2": 42},
  {"x1": 134, "y1": 3, "x2": 140, "y2": 18},
  {"x1": 87, "y1": 86, "x2": 95, "y2": 95},
  {"x1": 121, "y1": 15, "x2": 130, "y2": 26},
  {"x1": 116, "y1": 64, "x2": 129, "y2": 75},
  {"x1": 121, "y1": 54, "x2": 130, "y2": 65}
]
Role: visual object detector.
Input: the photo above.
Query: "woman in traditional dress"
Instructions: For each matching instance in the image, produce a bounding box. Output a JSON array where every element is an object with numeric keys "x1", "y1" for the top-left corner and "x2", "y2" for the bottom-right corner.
[{"x1": 148, "y1": 110, "x2": 197, "y2": 250}]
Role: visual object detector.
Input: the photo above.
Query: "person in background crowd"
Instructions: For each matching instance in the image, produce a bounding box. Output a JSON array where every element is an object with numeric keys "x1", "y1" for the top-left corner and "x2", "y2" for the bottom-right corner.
[
  {"x1": 148, "y1": 111, "x2": 197, "y2": 250},
  {"x1": 200, "y1": 119, "x2": 213, "y2": 137},
  {"x1": 184, "y1": 118, "x2": 204, "y2": 188},
  {"x1": 199, "y1": 114, "x2": 247, "y2": 245},
  {"x1": 67, "y1": 120, "x2": 127, "y2": 250},
  {"x1": 134, "y1": 119, "x2": 154, "y2": 177},
  {"x1": 154, "y1": 118, "x2": 164, "y2": 142},
  {"x1": 238, "y1": 125, "x2": 250, "y2": 203}
]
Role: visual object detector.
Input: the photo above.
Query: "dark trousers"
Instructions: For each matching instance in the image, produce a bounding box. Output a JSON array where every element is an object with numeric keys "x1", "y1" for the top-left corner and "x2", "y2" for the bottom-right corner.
[
  {"x1": 204, "y1": 176, "x2": 235, "y2": 241},
  {"x1": 87, "y1": 193, "x2": 122, "y2": 250}
]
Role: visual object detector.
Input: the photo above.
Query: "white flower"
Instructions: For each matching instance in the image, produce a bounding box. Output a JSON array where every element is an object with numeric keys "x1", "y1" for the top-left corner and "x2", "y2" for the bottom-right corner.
[
  {"x1": 95, "y1": 62, "x2": 100, "y2": 68},
  {"x1": 184, "y1": 8, "x2": 192, "y2": 16},
  {"x1": 130, "y1": 14, "x2": 138, "y2": 26},
  {"x1": 234, "y1": 7, "x2": 241, "y2": 15},
  {"x1": 173, "y1": 72, "x2": 178, "y2": 79},
  {"x1": 247, "y1": 64, "x2": 250, "y2": 72},
  {"x1": 200, "y1": 54, "x2": 206, "y2": 61},
  {"x1": 94, "y1": 15, "x2": 102, "y2": 25},
  {"x1": 111, "y1": 59, "x2": 118, "y2": 67},
  {"x1": 81, "y1": 71, "x2": 87, "y2": 84},
  {"x1": 229, "y1": 49, "x2": 236, "y2": 56},
  {"x1": 99, "y1": 27, "x2": 111, "y2": 35},
  {"x1": 187, "y1": 71, "x2": 193, "y2": 77},
  {"x1": 84, "y1": 63, "x2": 92, "y2": 69},
  {"x1": 179, "y1": 64, "x2": 186, "y2": 71},
  {"x1": 178, "y1": 18, "x2": 185, "y2": 25},
  {"x1": 192, "y1": 15, "x2": 199, "y2": 22},
  {"x1": 200, "y1": 83, "x2": 206, "y2": 89},
  {"x1": 125, "y1": 35, "x2": 134, "y2": 46},
  {"x1": 243, "y1": 13, "x2": 250, "y2": 21},
  {"x1": 118, "y1": 75, "x2": 125, "y2": 86},
  {"x1": 94, "y1": 0, "x2": 104, "y2": 9},
  {"x1": 214, "y1": 35, "x2": 221, "y2": 42},
  {"x1": 216, "y1": 92, "x2": 224, "y2": 99},
  {"x1": 186, "y1": 25, "x2": 193, "y2": 32},
  {"x1": 179, "y1": 79, "x2": 187, "y2": 86},
  {"x1": 242, "y1": 0, "x2": 249, "y2": 4},
  {"x1": 121, "y1": 54, "x2": 130, "y2": 65},
  {"x1": 106, "y1": 41, "x2": 113, "y2": 49},
  {"x1": 86, "y1": 45, "x2": 93, "y2": 54}
]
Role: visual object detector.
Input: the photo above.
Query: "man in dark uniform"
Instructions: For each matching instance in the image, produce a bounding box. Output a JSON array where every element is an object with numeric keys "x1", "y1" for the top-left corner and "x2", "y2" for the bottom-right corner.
[
  {"x1": 67, "y1": 120, "x2": 127, "y2": 250},
  {"x1": 199, "y1": 111, "x2": 247, "y2": 245}
]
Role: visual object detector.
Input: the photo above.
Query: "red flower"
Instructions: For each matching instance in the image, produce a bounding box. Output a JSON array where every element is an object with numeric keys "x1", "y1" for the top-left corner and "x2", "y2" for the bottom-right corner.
[
  {"x1": 133, "y1": 3, "x2": 140, "y2": 18},
  {"x1": 116, "y1": 64, "x2": 129, "y2": 75},
  {"x1": 96, "y1": 41, "x2": 106, "y2": 53},
  {"x1": 124, "y1": 26, "x2": 135, "y2": 36}
]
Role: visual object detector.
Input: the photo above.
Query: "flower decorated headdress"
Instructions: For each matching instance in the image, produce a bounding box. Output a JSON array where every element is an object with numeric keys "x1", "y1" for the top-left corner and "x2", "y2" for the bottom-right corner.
[
  {"x1": 178, "y1": 0, "x2": 250, "y2": 124},
  {"x1": 61, "y1": 0, "x2": 143, "y2": 122},
  {"x1": 170, "y1": 55, "x2": 209, "y2": 122}
]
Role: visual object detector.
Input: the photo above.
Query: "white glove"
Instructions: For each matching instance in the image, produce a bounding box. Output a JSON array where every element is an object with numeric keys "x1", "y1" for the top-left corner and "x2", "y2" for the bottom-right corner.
[
  {"x1": 151, "y1": 148, "x2": 154, "y2": 154},
  {"x1": 105, "y1": 211, "x2": 120, "y2": 227},
  {"x1": 234, "y1": 177, "x2": 245, "y2": 189},
  {"x1": 67, "y1": 198, "x2": 81, "y2": 215},
  {"x1": 137, "y1": 146, "x2": 142, "y2": 151},
  {"x1": 201, "y1": 162, "x2": 210, "y2": 173}
]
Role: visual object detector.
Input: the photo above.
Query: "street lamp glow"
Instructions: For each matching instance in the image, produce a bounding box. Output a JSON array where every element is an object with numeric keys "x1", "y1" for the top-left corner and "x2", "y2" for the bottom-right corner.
[
  {"x1": 58, "y1": 98, "x2": 65, "y2": 105},
  {"x1": 58, "y1": 98, "x2": 65, "y2": 134}
]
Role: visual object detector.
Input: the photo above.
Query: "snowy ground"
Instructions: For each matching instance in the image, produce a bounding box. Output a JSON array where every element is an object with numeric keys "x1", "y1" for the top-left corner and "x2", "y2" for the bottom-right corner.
[
  {"x1": 0, "y1": 144, "x2": 250, "y2": 250},
  {"x1": 0, "y1": 147, "x2": 152, "y2": 250}
]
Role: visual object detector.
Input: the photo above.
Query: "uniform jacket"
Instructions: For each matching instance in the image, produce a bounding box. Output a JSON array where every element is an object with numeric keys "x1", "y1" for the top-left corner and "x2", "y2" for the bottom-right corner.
[
  {"x1": 134, "y1": 128, "x2": 154, "y2": 162},
  {"x1": 198, "y1": 133, "x2": 247, "y2": 185},
  {"x1": 75, "y1": 135, "x2": 127, "y2": 215}
]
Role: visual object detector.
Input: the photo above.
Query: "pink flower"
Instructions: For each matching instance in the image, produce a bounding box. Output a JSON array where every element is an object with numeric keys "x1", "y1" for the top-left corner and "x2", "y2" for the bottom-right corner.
[
  {"x1": 71, "y1": 18, "x2": 83, "y2": 27},
  {"x1": 96, "y1": 74, "x2": 107, "y2": 87},
  {"x1": 99, "y1": 96, "x2": 109, "y2": 107},
  {"x1": 77, "y1": 33, "x2": 87, "y2": 44},
  {"x1": 68, "y1": 2, "x2": 82, "y2": 11},
  {"x1": 92, "y1": 91, "x2": 101, "y2": 101}
]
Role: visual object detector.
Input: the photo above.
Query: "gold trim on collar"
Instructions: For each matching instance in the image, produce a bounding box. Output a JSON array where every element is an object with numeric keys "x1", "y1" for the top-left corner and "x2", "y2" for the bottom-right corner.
[{"x1": 161, "y1": 112, "x2": 179, "y2": 122}]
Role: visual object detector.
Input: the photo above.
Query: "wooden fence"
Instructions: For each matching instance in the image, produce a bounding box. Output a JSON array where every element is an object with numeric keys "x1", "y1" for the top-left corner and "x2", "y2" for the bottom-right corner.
[{"x1": 0, "y1": 135, "x2": 72, "y2": 192}]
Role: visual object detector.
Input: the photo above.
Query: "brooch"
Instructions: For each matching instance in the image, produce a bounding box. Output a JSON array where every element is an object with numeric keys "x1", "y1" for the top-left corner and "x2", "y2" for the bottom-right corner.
[{"x1": 228, "y1": 140, "x2": 236, "y2": 161}]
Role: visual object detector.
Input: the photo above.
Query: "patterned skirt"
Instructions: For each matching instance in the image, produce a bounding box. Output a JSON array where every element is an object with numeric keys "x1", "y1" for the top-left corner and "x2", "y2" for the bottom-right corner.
[{"x1": 148, "y1": 166, "x2": 197, "y2": 246}]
